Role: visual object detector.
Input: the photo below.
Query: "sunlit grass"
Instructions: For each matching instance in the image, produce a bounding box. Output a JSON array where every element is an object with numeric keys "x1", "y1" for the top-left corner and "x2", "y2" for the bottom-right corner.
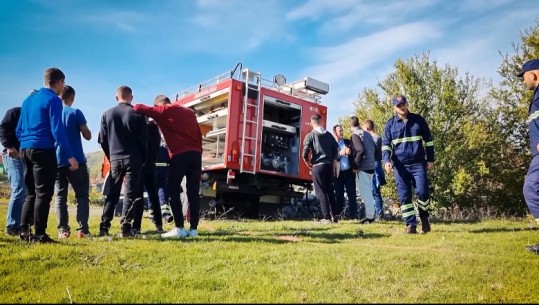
[{"x1": 0, "y1": 201, "x2": 538, "y2": 303}]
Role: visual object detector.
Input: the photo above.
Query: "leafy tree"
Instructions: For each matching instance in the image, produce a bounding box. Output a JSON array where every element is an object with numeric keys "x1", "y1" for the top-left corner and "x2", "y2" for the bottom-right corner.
[
  {"x1": 488, "y1": 21, "x2": 539, "y2": 215},
  {"x1": 349, "y1": 51, "x2": 527, "y2": 215}
]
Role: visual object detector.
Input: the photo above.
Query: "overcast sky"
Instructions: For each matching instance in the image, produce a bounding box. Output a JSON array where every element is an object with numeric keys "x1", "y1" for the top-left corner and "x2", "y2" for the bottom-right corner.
[{"x1": 1, "y1": 0, "x2": 538, "y2": 153}]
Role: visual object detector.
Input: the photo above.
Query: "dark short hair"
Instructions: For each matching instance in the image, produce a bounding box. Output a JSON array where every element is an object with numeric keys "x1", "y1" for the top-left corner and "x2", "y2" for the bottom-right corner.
[
  {"x1": 311, "y1": 114, "x2": 321, "y2": 123},
  {"x1": 60, "y1": 85, "x2": 75, "y2": 101},
  {"x1": 363, "y1": 119, "x2": 374, "y2": 131},
  {"x1": 44, "y1": 68, "x2": 65, "y2": 87},
  {"x1": 154, "y1": 95, "x2": 171, "y2": 105},
  {"x1": 349, "y1": 116, "x2": 360, "y2": 127},
  {"x1": 332, "y1": 124, "x2": 342, "y2": 133},
  {"x1": 116, "y1": 86, "x2": 132, "y2": 99}
]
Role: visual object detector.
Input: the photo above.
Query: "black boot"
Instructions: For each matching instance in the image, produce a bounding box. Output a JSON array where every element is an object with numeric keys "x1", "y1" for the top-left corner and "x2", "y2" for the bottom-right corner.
[
  {"x1": 405, "y1": 225, "x2": 417, "y2": 234},
  {"x1": 420, "y1": 216, "x2": 431, "y2": 233}
]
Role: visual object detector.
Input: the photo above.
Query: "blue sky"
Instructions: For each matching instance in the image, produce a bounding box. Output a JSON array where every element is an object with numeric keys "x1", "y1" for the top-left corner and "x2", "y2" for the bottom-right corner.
[{"x1": 1, "y1": 0, "x2": 538, "y2": 153}]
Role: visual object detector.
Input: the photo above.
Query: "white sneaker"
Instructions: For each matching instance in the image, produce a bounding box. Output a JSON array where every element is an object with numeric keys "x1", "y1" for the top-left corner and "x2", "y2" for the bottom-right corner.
[
  {"x1": 161, "y1": 227, "x2": 188, "y2": 238},
  {"x1": 318, "y1": 219, "x2": 332, "y2": 225},
  {"x1": 188, "y1": 229, "x2": 198, "y2": 238}
]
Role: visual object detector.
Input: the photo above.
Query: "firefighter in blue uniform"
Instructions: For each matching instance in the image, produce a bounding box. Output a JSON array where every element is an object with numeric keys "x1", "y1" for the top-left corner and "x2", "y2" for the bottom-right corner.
[
  {"x1": 382, "y1": 95, "x2": 435, "y2": 234},
  {"x1": 519, "y1": 59, "x2": 539, "y2": 255}
]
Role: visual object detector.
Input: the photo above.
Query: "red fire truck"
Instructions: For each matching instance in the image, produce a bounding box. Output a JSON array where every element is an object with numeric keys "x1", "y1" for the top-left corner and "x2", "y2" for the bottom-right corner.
[
  {"x1": 173, "y1": 63, "x2": 330, "y2": 217},
  {"x1": 100, "y1": 63, "x2": 330, "y2": 217}
]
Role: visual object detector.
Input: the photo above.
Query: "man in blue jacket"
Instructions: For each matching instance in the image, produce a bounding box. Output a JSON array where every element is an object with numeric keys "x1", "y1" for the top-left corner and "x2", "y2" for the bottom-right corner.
[
  {"x1": 54, "y1": 85, "x2": 93, "y2": 239},
  {"x1": 17, "y1": 68, "x2": 78, "y2": 243},
  {"x1": 382, "y1": 95, "x2": 435, "y2": 234},
  {"x1": 519, "y1": 59, "x2": 539, "y2": 255}
]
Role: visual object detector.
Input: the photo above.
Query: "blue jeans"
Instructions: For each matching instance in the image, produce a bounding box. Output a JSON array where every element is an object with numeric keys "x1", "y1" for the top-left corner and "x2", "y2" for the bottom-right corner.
[
  {"x1": 3, "y1": 152, "x2": 26, "y2": 230},
  {"x1": 55, "y1": 164, "x2": 90, "y2": 232}
]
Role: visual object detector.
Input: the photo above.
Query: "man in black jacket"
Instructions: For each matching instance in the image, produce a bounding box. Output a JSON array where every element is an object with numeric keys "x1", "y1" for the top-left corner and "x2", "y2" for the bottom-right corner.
[{"x1": 98, "y1": 86, "x2": 147, "y2": 238}]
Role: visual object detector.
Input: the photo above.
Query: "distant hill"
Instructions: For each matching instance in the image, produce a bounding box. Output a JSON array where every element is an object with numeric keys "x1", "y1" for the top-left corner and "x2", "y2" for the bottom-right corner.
[{"x1": 85, "y1": 150, "x2": 105, "y2": 183}]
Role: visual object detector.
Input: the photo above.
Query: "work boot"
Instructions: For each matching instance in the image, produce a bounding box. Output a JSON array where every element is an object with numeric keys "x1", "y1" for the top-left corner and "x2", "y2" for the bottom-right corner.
[
  {"x1": 420, "y1": 217, "x2": 431, "y2": 234},
  {"x1": 98, "y1": 229, "x2": 110, "y2": 237},
  {"x1": 525, "y1": 243, "x2": 539, "y2": 255},
  {"x1": 405, "y1": 225, "x2": 417, "y2": 234},
  {"x1": 359, "y1": 218, "x2": 374, "y2": 224}
]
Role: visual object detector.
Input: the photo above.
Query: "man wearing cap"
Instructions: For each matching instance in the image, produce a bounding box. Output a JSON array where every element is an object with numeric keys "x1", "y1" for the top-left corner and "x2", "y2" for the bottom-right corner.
[
  {"x1": 518, "y1": 59, "x2": 539, "y2": 255},
  {"x1": 382, "y1": 95, "x2": 435, "y2": 234}
]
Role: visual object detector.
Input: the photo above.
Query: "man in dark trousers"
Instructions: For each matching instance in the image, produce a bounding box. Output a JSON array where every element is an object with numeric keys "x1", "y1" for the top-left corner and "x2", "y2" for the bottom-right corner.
[
  {"x1": 132, "y1": 117, "x2": 164, "y2": 234},
  {"x1": 518, "y1": 59, "x2": 539, "y2": 255},
  {"x1": 302, "y1": 114, "x2": 339, "y2": 224},
  {"x1": 332, "y1": 124, "x2": 357, "y2": 219},
  {"x1": 134, "y1": 95, "x2": 202, "y2": 238},
  {"x1": 17, "y1": 68, "x2": 78, "y2": 243},
  {"x1": 382, "y1": 95, "x2": 435, "y2": 234},
  {"x1": 54, "y1": 85, "x2": 93, "y2": 239},
  {"x1": 98, "y1": 86, "x2": 147, "y2": 238}
]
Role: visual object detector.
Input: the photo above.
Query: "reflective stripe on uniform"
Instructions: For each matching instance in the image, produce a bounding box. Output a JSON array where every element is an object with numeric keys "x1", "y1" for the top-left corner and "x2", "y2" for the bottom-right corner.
[
  {"x1": 401, "y1": 203, "x2": 415, "y2": 217},
  {"x1": 155, "y1": 162, "x2": 168, "y2": 167},
  {"x1": 424, "y1": 141, "x2": 434, "y2": 147},
  {"x1": 392, "y1": 135, "x2": 422, "y2": 145},
  {"x1": 527, "y1": 110, "x2": 539, "y2": 123},
  {"x1": 417, "y1": 199, "x2": 430, "y2": 211},
  {"x1": 382, "y1": 145, "x2": 393, "y2": 151}
]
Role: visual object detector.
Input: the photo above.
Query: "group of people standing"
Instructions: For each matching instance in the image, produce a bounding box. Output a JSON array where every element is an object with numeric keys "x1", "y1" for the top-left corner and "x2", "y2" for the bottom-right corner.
[
  {"x1": 98, "y1": 87, "x2": 202, "y2": 239},
  {"x1": 1, "y1": 59, "x2": 539, "y2": 252},
  {"x1": 0, "y1": 67, "x2": 202, "y2": 243},
  {"x1": 302, "y1": 95, "x2": 435, "y2": 234}
]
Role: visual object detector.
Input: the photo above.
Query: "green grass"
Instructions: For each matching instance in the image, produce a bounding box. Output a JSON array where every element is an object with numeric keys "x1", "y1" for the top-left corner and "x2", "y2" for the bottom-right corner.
[{"x1": 0, "y1": 200, "x2": 538, "y2": 303}]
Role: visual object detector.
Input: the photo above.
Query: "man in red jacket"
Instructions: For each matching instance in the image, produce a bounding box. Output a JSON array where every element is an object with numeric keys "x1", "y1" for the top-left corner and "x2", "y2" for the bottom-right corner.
[{"x1": 134, "y1": 95, "x2": 202, "y2": 238}]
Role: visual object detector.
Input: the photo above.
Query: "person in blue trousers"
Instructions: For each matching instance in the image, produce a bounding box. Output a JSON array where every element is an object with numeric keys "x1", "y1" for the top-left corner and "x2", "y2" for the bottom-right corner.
[
  {"x1": 0, "y1": 106, "x2": 26, "y2": 236},
  {"x1": 519, "y1": 59, "x2": 539, "y2": 255},
  {"x1": 382, "y1": 95, "x2": 435, "y2": 234},
  {"x1": 362, "y1": 119, "x2": 387, "y2": 221}
]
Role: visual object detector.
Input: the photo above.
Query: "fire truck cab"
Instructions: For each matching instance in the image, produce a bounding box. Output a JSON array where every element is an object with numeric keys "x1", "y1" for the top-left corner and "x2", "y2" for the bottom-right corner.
[{"x1": 174, "y1": 63, "x2": 330, "y2": 217}]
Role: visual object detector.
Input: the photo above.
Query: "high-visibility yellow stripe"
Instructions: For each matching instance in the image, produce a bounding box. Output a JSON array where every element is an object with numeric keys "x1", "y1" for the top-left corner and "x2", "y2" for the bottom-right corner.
[
  {"x1": 400, "y1": 203, "x2": 414, "y2": 211},
  {"x1": 392, "y1": 136, "x2": 422, "y2": 145},
  {"x1": 527, "y1": 111, "x2": 539, "y2": 123},
  {"x1": 155, "y1": 162, "x2": 168, "y2": 167},
  {"x1": 424, "y1": 141, "x2": 434, "y2": 147},
  {"x1": 417, "y1": 205, "x2": 429, "y2": 211},
  {"x1": 382, "y1": 145, "x2": 392, "y2": 151},
  {"x1": 417, "y1": 199, "x2": 429, "y2": 206},
  {"x1": 402, "y1": 211, "x2": 416, "y2": 217}
]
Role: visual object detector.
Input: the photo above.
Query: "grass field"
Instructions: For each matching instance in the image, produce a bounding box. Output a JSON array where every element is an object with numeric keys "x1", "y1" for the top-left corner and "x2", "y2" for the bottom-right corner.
[{"x1": 0, "y1": 200, "x2": 538, "y2": 303}]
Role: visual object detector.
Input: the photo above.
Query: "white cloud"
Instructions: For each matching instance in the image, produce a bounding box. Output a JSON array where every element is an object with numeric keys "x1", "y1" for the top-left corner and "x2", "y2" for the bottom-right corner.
[
  {"x1": 286, "y1": 0, "x2": 357, "y2": 20},
  {"x1": 320, "y1": 0, "x2": 438, "y2": 32},
  {"x1": 299, "y1": 21, "x2": 441, "y2": 125},
  {"x1": 187, "y1": 0, "x2": 292, "y2": 53},
  {"x1": 304, "y1": 21, "x2": 441, "y2": 84},
  {"x1": 80, "y1": 11, "x2": 147, "y2": 32},
  {"x1": 457, "y1": 0, "x2": 515, "y2": 12}
]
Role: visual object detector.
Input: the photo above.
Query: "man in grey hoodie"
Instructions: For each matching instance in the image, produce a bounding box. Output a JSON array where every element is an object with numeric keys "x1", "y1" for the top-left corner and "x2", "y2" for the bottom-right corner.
[{"x1": 302, "y1": 114, "x2": 339, "y2": 223}]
